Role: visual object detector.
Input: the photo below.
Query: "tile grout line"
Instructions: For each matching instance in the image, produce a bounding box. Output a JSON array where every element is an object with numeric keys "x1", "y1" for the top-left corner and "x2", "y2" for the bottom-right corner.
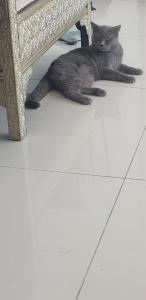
[
  {"x1": 124, "y1": 125, "x2": 146, "y2": 179},
  {"x1": 75, "y1": 178, "x2": 125, "y2": 300},
  {"x1": 126, "y1": 176, "x2": 146, "y2": 182},
  {"x1": 1, "y1": 163, "x2": 145, "y2": 182},
  {"x1": 0, "y1": 164, "x2": 124, "y2": 180},
  {"x1": 75, "y1": 125, "x2": 146, "y2": 300},
  {"x1": 1, "y1": 120, "x2": 146, "y2": 181}
]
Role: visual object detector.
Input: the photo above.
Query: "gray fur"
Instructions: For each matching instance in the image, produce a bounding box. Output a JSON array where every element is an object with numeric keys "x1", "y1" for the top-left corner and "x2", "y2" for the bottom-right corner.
[{"x1": 25, "y1": 23, "x2": 143, "y2": 109}]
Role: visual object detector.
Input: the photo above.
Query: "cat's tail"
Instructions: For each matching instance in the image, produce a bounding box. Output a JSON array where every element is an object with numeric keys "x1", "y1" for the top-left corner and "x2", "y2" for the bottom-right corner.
[{"x1": 25, "y1": 75, "x2": 52, "y2": 109}]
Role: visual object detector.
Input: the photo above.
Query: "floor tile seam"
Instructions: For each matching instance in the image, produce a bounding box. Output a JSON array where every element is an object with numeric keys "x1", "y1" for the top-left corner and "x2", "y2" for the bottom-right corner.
[
  {"x1": 125, "y1": 125, "x2": 146, "y2": 179},
  {"x1": 75, "y1": 177, "x2": 126, "y2": 300},
  {"x1": 0, "y1": 165, "x2": 124, "y2": 180},
  {"x1": 75, "y1": 127, "x2": 146, "y2": 299},
  {"x1": 125, "y1": 177, "x2": 146, "y2": 182}
]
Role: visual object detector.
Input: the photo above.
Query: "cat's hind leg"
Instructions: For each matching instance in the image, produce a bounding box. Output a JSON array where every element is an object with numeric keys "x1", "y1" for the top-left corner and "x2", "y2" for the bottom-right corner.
[
  {"x1": 81, "y1": 87, "x2": 106, "y2": 97},
  {"x1": 118, "y1": 64, "x2": 143, "y2": 75}
]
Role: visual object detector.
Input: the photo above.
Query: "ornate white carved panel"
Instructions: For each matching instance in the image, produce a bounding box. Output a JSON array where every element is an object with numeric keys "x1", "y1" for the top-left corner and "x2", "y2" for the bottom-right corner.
[{"x1": 18, "y1": 0, "x2": 90, "y2": 65}]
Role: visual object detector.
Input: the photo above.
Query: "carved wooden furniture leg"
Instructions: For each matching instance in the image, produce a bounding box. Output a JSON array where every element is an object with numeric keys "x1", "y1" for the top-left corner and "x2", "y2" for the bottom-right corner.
[
  {"x1": 0, "y1": 1, "x2": 27, "y2": 141},
  {"x1": 0, "y1": 0, "x2": 92, "y2": 141}
]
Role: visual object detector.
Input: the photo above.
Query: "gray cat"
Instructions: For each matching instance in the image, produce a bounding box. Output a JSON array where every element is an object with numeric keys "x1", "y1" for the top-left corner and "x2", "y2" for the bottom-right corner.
[{"x1": 25, "y1": 23, "x2": 143, "y2": 109}]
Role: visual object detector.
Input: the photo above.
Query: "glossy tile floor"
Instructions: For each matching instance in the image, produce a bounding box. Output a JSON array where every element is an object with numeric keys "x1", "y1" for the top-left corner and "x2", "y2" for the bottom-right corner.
[{"x1": 0, "y1": 0, "x2": 146, "y2": 299}]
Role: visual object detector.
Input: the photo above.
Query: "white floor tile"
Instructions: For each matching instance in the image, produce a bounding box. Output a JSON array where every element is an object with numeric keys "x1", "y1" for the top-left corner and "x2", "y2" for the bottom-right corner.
[
  {"x1": 1, "y1": 0, "x2": 146, "y2": 299},
  {"x1": 93, "y1": 0, "x2": 146, "y2": 35},
  {"x1": 0, "y1": 167, "x2": 122, "y2": 300},
  {"x1": 0, "y1": 86, "x2": 146, "y2": 177},
  {"x1": 128, "y1": 129, "x2": 146, "y2": 180},
  {"x1": 78, "y1": 179, "x2": 146, "y2": 300}
]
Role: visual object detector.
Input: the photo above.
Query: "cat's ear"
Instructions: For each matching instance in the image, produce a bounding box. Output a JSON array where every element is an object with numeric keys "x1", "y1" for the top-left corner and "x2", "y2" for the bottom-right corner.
[{"x1": 112, "y1": 25, "x2": 121, "y2": 35}]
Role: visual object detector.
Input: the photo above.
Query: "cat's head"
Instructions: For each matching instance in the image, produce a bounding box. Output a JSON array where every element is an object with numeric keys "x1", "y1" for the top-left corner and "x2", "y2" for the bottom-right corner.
[{"x1": 92, "y1": 23, "x2": 121, "y2": 51}]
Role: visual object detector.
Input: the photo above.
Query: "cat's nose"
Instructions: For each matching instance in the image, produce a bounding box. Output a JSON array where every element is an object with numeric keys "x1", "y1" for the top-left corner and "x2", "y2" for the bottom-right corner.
[{"x1": 100, "y1": 42, "x2": 104, "y2": 48}]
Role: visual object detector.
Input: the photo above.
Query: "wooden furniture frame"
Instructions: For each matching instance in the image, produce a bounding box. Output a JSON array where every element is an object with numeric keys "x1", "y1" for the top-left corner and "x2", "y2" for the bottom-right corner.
[{"x1": 0, "y1": 0, "x2": 92, "y2": 140}]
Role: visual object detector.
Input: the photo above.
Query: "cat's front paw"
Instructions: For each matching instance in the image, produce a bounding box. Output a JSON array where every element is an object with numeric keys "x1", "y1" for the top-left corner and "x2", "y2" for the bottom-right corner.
[
  {"x1": 135, "y1": 68, "x2": 143, "y2": 75},
  {"x1": 126, "y1": 76, "x2": 136, "y2": 84}
]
